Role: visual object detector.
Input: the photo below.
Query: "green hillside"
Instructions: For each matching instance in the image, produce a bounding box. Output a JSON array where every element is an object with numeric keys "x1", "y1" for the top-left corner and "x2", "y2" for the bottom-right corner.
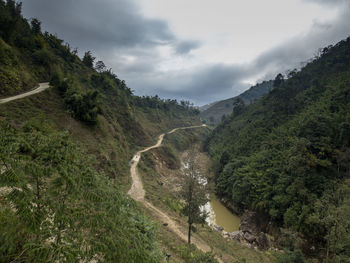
[
  {"x1": 206, "y1": 37, "x2": 350, "y2": 261},
  {"x1": 0, "y1": 1, "x2": 201, "y2": 261},
  {"x1": 200, "y1": 80, "x2": 273, "y2": 126}
]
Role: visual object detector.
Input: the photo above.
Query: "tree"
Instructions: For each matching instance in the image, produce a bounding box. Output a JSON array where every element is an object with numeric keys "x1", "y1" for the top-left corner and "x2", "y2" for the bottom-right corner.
[
  {"x1": 82, "y1": 51, "x2": 95, "y2": 68},
  {"x1": 273, "y1": 73, "x2": 285, "y2": 88},
  {"x1": 95, "y1": 60, "x2": 106, "y2": 73},
  {"x1": 232, "y1": 97, "x2": 245, "y2": 116},
  {"x1": 30, "y1": 18, "x2": 41, "y2": 35},
  {"x1": 308, "y1": 181, "x2": 350, "y2": 262},
  {"x1": 180, "y1": 148, "x2": 208, "y2": 244}
]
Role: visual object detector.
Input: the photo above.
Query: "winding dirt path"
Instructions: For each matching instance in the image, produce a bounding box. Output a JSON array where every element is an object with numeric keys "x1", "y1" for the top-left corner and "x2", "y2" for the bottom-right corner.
[
  {"x1": 0, "y1": 82, "x2": 50, "y2": 104},
  {"x1": 128, "y1": 124, "x2": 224, "y2": 262}
]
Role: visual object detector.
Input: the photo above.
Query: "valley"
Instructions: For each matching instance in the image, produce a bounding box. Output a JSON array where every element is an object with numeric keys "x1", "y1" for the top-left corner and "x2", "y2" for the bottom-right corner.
[
  {"x1": 137, "y1": 128, "x2": 274, "y2": 262},
  {"x1": 1, "y1": 1, "x2": 350, "y2": 262}
]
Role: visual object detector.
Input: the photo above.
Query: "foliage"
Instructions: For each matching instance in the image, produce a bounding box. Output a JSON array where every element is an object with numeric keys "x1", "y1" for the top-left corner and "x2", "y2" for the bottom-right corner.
[
  {"x1": 206, "y1": 37, "x2": 350, "y2": 260},
  {"x1": 95, "y1": 60, "x2": 106, "y2": 73},
  {"x1": 82, "y1": 50, "x2": 95, "y2": 68},
  {"x1": 64, "y1": 83, "x2": 102, "y2": 125},
  {"x1": 0, "y1": 121, "x2": 162, "y2": 262},
  {"x1": 274, "y1": 249, "x2": 306, "y2": 263},
  {"x1": 180, "y1": 149, "x2": 209, "y2": 244},
  {"x1": 0, "y1": 2, "x2": 204, "y2": 261}
]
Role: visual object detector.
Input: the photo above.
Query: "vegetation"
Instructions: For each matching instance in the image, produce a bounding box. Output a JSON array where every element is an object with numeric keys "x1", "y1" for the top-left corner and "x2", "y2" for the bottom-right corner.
[
  {"x1": 180, "y1": 149, "x2": 208, "y2": 244},
  {"x1": 200, "y1": 80, "x2": 273, "y2": 126},
  {"x1": 206, "y1": 37, "x2": 350, "y2": 261},
  {"x1": 138, "y1": 128, "x2": 274, "y2": 262},
  {"x1": 0, "y1": 0, "x2": 200, "y2": 177},
  {"x1": 0, "y1": 1, "x2": 203, "y2": 261},
  {"x1": 0, "y1": 121, "x2": 162, "y2": 262}
]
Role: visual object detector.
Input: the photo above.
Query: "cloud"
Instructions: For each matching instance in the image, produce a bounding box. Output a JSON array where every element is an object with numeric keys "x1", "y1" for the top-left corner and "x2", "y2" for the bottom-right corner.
[
  {"x1": 22, "y1": 0, "x2": 176, "y2": 51},
  {"x1": 126, "y1": 63, "x2": 250, "y2": 105},
  {"x1": 249, "y1": 1, "x2": 350, "y2": 80},
  {"x1": 303, "y1": 0, "x2": 348, "y2": 5},
  {"x1": 22, "y1": 0, "x2": 350, "y2": 106},
  {"x1": 173, "y1": 40, "x2": 201, "y2": 55}
]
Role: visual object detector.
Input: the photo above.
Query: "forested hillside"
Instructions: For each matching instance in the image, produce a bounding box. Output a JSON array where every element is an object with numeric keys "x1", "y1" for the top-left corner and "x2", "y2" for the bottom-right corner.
[
  {"x1": 206, "y1": 37, "x2": 350, "y2": 261},
  {"x1": 0, "y1": 1, "x2": 200, "y2": 261},
  {"x1": 200, "y1": 80, "x2": 273, "y2": 126}
]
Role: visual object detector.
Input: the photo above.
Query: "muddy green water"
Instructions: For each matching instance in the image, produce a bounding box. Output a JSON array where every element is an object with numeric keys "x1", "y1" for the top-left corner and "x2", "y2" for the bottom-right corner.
[{"x1": 206, "y1": 195, "x2": 241, "y2": 232}]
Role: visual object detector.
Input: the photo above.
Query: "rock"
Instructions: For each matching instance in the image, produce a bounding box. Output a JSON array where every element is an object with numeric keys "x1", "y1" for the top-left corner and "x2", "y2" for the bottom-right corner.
[
  {"x1": 256, "y1": 233, "x2": 270, "y2": 250},
  {"x1": 239, "y1": 211, "x2": 268, "y2": 236},
  {"x1": 213, "y1": 225, "x2": 224, "y2": 232},
  {"x1": 246, "y1": 243, "x2": 254, "y2": 249},
  {"x1": 244, "y1": 232, "x2": 256, "y2": 243},
  {"x1": 229, "y1": 231, "x2": 243, "y2": 242}
]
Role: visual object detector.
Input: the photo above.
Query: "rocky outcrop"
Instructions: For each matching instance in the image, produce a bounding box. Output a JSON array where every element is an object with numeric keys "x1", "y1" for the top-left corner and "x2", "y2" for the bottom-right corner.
[
  {"x1": 213, "y1": 225, "x2": 224, "y2": 232},
  {"x1": 237, "y1": 211, "x2": 273, "y2": 250},
  {"x1": 229, "y1": 231, "x2": 243, "y2": 242},
  {"x1": 244, "y1": 232, "x2": 256, "y2": 243},
  {"x1": 256, "y1": 233, "x2": 270, "y2": 250},
  {"x1": 211, "y1": 211, "x2": 274, "y2": 251},
  {"x1": 239, "y1": 211, "x2": 269, "y2": 235}
]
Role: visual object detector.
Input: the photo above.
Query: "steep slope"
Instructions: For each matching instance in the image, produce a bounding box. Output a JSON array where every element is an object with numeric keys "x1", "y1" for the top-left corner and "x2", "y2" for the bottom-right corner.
[
  {"x1": 206, "y1": 37, "x2": 350, "y2": 261},
  {"x1": 0, "y1": 1, "x2": 201, "y2": 261},
  {"x1": 200, "y1": 80, "x2": 273, "y2": 126}
]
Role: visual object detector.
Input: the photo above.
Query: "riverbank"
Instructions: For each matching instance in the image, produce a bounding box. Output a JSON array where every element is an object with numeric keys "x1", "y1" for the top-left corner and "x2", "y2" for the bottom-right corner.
[{"x1": 137, "y1": 127, "x2": 275, "y2": 262}]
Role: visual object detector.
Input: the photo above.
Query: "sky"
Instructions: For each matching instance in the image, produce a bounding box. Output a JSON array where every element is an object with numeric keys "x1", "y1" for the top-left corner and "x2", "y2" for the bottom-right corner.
[{"x1": 22, "y1": 0, "x2": 350, "y2": 106}]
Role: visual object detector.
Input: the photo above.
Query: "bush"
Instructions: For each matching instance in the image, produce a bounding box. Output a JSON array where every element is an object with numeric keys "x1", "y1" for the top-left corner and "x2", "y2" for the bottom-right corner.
[
  {"x1": 274, "y1": 249, "x2": 307, "y2": 263},
  {"x1": 64, "y1": 85, "x2": 102, "y2": 125}
]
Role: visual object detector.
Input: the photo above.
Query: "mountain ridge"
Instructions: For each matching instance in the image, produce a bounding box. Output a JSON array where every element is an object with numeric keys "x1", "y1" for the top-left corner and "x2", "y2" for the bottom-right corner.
[{"x1": 200, "y1": 80, "x2": 273, "y2": 125}]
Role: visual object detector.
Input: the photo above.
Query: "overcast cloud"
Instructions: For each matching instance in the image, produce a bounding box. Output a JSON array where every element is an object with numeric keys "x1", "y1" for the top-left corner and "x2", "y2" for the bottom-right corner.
[{"x1": 22, "y1": 0, "x2": 350, "y2": 105}]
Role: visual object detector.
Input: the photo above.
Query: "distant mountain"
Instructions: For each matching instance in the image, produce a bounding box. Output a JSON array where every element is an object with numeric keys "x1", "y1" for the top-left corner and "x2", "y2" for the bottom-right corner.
[
  {"x1": 200, "y1": 80, "x2": 273, "y2": 125},
  {"x1": 199, "y1": 101, "x2": 218, "y2": 112}
]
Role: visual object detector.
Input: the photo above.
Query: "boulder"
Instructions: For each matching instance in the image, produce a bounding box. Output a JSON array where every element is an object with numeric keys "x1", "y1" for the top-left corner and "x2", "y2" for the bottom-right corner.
[
  {"x1": 256, "y1": 233, "x2": 270, "y2": 250},
  {"x1": 213, "y1": 225, "x2": 224, "y2": 232},
  {"x1": 244, "y1": 232, "x2": 256, "y2": 243},
  {"x1": 229, "y1": 231, "x2": 243, "y2": 242}
]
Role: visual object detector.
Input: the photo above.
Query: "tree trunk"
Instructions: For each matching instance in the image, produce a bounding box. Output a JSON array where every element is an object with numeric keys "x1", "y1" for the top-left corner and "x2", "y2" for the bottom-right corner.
[{"x1": 188, "y1": 223, "x2": 192, "y2": 244}]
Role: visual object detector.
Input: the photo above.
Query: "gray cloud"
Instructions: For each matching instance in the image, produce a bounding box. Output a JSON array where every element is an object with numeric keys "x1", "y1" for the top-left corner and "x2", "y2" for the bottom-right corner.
[
  {"x1": 22, "y1": 0, "x2": 350, "y2": 106},
  {"x1": 125, "y1": 64, "x2": 250, "y2": 105},
  {"x1": 22, "y1": 0, "x2": 175, "y2": 51},
  {"x1": 250, "y1": 1, "x2": 350, "y2": 80},
  {"x1": 304, "y1": 0, "x2": 348, "y2": 5},
  {"x1": 174, "y1": 40, "x2": 201, "y2": 55}
]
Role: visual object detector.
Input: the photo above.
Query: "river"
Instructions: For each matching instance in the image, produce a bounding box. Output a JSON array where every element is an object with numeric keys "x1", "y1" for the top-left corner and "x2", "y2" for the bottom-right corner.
[
  {"x1": 182, "y1": 160, "x2": 240, "y2": 232},
  {"x1": 204, "y1": 195, "x2": 241, "y2": 232}
]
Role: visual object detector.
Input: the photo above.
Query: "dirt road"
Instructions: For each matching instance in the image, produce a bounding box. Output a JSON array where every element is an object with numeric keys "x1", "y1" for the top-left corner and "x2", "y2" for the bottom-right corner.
[
  {"x1": 128, "y1": 124, "x2": 225, "y2": 261},
  {"x1": 0, "y1": 82, "x2": 50, "y2": 104}
]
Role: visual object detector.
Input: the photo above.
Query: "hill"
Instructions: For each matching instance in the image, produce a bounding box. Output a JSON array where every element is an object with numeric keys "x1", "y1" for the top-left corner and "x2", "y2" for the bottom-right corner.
[
  {"x1": 200, "y1": 80, "x2": 273, "y2": 126},
  {"x1": 0, "y1": 1, "x2": 201, "y2": 261},
  {"x1": 206, "y1": 36, "x2": 350, "y2": 261}
]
